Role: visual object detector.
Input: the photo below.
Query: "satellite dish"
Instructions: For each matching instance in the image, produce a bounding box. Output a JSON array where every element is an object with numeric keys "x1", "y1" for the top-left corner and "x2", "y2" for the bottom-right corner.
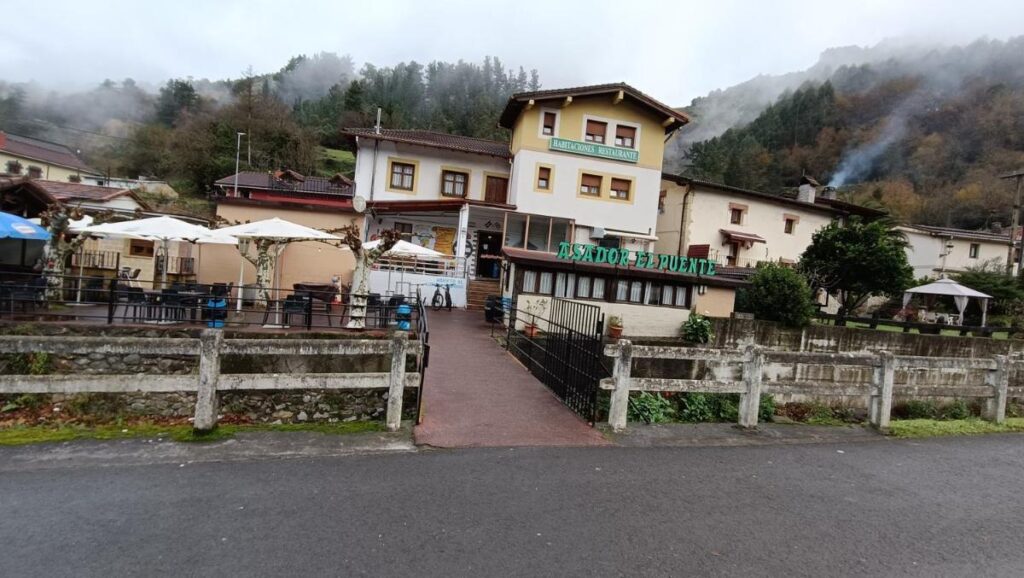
[{"x1": 353, "y1": 195, "x2": 367, "y2": 213}]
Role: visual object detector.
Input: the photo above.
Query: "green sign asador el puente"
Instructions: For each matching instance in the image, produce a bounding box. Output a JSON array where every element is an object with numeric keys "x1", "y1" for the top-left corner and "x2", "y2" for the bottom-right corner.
[{"x1": 555, "y1": 242, "x2": 716, "y2": 276}]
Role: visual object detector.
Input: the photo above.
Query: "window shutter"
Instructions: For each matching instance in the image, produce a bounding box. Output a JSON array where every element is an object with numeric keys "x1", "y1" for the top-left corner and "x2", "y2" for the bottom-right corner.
[{"x1": 586, "y1": 120, "x2": 607, "y2": 136}]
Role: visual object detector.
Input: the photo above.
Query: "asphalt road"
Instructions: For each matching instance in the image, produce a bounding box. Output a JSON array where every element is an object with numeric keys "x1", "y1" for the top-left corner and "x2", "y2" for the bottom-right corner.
[{"x1": 3, "y1": 435, "x2": 1024, "y2": 577}]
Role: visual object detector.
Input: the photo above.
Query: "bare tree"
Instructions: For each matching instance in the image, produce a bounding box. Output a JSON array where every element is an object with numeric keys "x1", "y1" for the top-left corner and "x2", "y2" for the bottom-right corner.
[{"x1": 329, "y1": 225, "x2": 399, "y2": 329}]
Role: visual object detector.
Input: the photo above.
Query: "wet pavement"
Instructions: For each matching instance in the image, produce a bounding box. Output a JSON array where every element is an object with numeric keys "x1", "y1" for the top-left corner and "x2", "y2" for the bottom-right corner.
[{"x1": 413, "y1": 309, "x2": 609, "y2": 448}]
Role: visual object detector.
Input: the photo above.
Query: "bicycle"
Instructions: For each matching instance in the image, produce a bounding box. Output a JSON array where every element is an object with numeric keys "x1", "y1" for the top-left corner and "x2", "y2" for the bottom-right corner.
[{"x1": 430, "y1": 282, "x2": 453, "y2": 312}]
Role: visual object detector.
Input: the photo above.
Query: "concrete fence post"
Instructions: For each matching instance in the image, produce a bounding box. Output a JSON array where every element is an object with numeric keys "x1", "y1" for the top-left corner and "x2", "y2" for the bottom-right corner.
[
  {"x1": 738, "y1": 344, "x2": 763, "y2": 428},
  {"x1": 608, "y1": 340, "x2": 632, "y2": 432},
  {"x1": 984, "y1": 355, "x2": 1008, "y2": 424},
  {"x1": 386, "y1": 331, "x2": 408, "y2": 432},
  {"x1": 870, "y1": 351, "x2": 895, "y2": 431},
  {"x1": 193, "y1": 329, "x2": 224, "y2": 433}
]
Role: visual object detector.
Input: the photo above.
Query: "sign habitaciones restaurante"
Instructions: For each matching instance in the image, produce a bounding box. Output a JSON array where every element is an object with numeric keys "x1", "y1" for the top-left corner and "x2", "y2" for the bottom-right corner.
[
  {"x1": 556, "y1": 242, "x2": 716, "y2": 276},
  {"x1": 548, "y1": 137, "x2": 639, "y2": 163}
]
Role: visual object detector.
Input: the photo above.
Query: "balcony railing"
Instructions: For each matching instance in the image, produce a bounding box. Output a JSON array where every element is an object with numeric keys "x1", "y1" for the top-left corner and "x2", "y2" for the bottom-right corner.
[
  {"x1": 155, "y1": 255, "x2": 197, "y2": 276},
  {"x1": 71, "y1": 250, "x2": 120, "y2": 271},
  {"x1": 706, "y1": 249, "x2": 792, "y2": 269},
  {"x1": 372, "y1": 255, "x2": 467, "y2": 278}
]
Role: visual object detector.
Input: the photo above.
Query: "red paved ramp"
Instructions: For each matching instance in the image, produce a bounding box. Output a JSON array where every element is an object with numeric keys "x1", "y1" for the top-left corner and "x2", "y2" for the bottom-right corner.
[{"x1": 414, "y1": 310, "x2": 609, "y2": 448}]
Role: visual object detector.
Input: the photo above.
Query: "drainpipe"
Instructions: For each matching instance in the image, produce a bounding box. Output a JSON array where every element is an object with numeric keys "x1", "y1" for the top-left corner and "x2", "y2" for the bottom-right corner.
[{"x1": 676, "y1": 182, "x2": 693, "y2": 256}]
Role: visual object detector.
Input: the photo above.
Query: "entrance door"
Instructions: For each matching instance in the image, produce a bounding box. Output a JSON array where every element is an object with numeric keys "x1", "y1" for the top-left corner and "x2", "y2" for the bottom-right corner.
[
  {"x1": 484, "y1": 176, "x2": 509, "y2": 204},
  {"x1": 476, "y1": 231, "x2": 502, "y2": 279}
]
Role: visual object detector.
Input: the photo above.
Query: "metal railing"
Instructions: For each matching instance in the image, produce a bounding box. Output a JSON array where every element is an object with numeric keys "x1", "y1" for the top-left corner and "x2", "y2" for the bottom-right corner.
[
  {"x1": 70, "y1": 250, "x2": 121, "y2": 271},
  {"x1": 0, "y1": 274, "x2": 424, "y2": 332},
  {"x1": 372, "y1": 255, "x2": 467, "y2": 278},
  {"x1": 155, "y1": 255, "x2": 196, "y2": 276}
]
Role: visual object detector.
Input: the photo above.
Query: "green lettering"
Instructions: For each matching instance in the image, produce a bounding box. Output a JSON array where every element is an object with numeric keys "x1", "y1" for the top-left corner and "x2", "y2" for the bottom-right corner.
[
  {"x1": 634, "y1": 251, "x2": 646, "y2": 268},
  {"x1": 647, "y1": 252, "x2": 658, "y2": 269},
  {"x1": 620, "y1": 249, "x2": 631, "y2": 266},
  {"x1": 706, "y1": 261, "x2": 716, "y2": 276},
  {"x1": 607, "y1": 248, "x2": 620, "y2": 265},
  {"x1": 688, "y1": 257, "x2": 699, "y2": 274},
  {"x1": 556, "y1": 241, "x2": 571, "y2": 260},
  {"x1": 698, "y1": 259, "x2": 707, "y2": 275},
  {"x1": 595, "y1": 246, "x2": 608, "y2": 264},
  {"x1": 582, "y1": 244, "x2": 595, "y2": 262},
  {"x1": 571, "y1": 243, "x2": 584, "y2": 261},
  {"x1": 658, "y1": 254, "x2": 671, "y2": 271}
]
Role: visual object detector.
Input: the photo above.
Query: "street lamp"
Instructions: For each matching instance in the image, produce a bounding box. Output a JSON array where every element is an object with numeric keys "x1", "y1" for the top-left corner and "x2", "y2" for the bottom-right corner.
[{"x1": 233, "y1": 132, "x2": 246, "y2": 197}]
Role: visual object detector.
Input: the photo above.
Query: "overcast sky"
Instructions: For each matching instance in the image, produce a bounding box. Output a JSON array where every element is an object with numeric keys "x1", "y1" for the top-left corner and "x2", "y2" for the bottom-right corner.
[{"x1": 3, "y1": 0, "x2": 1022, "y2": 104}]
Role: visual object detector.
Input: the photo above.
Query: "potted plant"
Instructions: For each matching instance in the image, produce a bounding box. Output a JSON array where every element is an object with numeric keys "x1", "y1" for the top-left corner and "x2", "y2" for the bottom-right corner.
[
  {"x1": 607, "y1": 315, "x2": 624, "y2": 339},
  {"x1": 523, "y1": 298, "x2": 548, "y2": 338}
]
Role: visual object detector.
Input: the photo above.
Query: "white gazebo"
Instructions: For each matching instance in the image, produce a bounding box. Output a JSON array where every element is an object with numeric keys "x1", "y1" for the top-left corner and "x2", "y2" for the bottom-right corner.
[{"x1": 902, "y1": 278, "x2": 993, "y2": 326}]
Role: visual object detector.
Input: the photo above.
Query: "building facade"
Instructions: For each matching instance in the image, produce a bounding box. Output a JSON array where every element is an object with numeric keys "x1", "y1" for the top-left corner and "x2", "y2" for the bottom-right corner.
[
  {"x1": 0, "y1": 132, "x2": 103, "y2": 184},
  {"x1": 347, "y1": 83, "x2": 742, "y2": 335},
  {"x1": 900, "y1": 224, "x2": 1016, "y2": 279}
]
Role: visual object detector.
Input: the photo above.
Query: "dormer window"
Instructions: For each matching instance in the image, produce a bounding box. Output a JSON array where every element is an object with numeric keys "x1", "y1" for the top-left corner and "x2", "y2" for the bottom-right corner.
[
  {"x1": 615, "y1": 125, "x2": 636, "y2": 148},
  {"x1": 585, "y1": 120, "x2": 607, "y2": 144},
  {"x1": 27, "y1": 166, "x2": 42, "y2": 179},
  {"x1": 542, "y1": 112, "x2": 557, "y2": 136}
]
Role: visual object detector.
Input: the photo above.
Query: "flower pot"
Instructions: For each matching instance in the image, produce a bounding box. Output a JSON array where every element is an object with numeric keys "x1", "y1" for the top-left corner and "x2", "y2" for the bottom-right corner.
[
  {"x1": 524, "y1": 324, "x2": 541, "y2": 338},
  {"x1": 608, "y1": 325, "x2": 623, "y2": 339}
]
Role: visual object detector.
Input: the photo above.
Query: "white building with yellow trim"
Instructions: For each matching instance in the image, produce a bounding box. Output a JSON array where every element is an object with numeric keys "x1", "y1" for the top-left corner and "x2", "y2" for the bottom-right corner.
[{"x1": 346, "y1": 83, "x2": 743, "y2": 335}]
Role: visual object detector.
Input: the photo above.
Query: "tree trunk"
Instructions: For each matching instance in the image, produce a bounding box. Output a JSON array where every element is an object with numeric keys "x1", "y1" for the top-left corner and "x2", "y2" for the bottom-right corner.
[
  {"x1": 345, "y1": 254, "x2": 370, "y2": 329},
  {"x1": 41, "y1": 241, "x2": 69, "y2": 301}
]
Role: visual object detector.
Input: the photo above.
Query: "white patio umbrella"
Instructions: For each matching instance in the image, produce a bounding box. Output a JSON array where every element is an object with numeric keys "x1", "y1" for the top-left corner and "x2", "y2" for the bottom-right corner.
[
  {"x1": 902, "y1": 277, "x2": 993, "y2": 326},
  {"x1": 215, "y1": 218, "x2": 339, "y2": 323},
  {"x1": 82, "y1": 216, "x2": 237, "y2": 288},
  {"x1": 362, "y1": 238, "x2": 445, "y2": 257}
]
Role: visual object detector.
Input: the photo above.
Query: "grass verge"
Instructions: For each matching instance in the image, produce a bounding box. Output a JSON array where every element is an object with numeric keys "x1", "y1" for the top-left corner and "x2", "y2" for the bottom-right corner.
[
  {"x1": 888, "y1": 417, "x2": 1024, "y2": 438},
  {"x1": 0, "y1": 420, "x2": 385, "y2": 446}
]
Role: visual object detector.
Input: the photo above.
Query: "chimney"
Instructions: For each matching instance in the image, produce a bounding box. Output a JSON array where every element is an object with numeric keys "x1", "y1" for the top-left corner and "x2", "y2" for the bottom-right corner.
[
  {"x1": 991, "y1": 221, "x2": 1004, "y2": 234},
  {"x1": 822, "y1": 186, "x2": 838, "y2": 200},
  {"x1": 797, "y1": 174, "x2": 820, "y2": 204}
]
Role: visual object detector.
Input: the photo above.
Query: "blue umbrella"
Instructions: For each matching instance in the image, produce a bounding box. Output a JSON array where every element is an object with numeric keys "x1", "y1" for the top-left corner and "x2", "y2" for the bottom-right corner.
[{"x1": 0, "y1": 212, "x2": 51, "y2": 241}]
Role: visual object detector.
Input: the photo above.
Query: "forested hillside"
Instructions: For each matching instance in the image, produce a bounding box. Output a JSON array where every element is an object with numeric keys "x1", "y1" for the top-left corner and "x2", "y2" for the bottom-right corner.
[
  {"x1": 679, "y1": 37, "x2": 1024, "y2": 230},
  {"x1": 0, "y1": 55, "x2": 538, "y2": 200}
]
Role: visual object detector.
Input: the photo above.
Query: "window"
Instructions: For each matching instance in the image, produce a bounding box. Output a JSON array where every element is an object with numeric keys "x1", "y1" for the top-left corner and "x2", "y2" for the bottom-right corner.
[
  {"x1": 616, "y1": 280, "x2": 628, "y2": 301},
  {"x1": 441, "y1": 170, "x2": 468, "y2": 197},
  {"x1": 784, "y1": 218, "x2": 796, "y2": 234},
  {"x1": 646, "y1": 283, "x2": 663, "y2": 305},
  {"x1": 585, "y1": 120, "x2": 607, "y2": 144},
  {"x1": 577, "y1": 276, "x2": 591, "y2": 298},
  {"x1": 129, "y1": 239, "x2": 155, "y2": 257},
  {"x1": 662, "y1": 285, "x2": 675, "y2": 306},
  {"x1": 628, "y1": 281, "x2": 643, "y2": 303},
  {"x1": 27, "y1": 166, "x2": 42, "y2": 179},
  {"x1": 610, "y1": 178, "x2": 631, "y2": 200},
  {"x1": 730, "y1": 208, "x2": 743, "y2": 225},
  {"x1": 969, "y1": 243, "x2": 980, "y2": 258},
  {"x1": 68, "y1": 174, "x2": 81, "y2": 183},
  {"x1": 675, "y1": 286, "x2": 689, "y2": 307},
  {"x1": 537, "y1": 166, "x2": 551, "y2": 190},
  {"x1": 539, "y1": 272, "x2": 553, "y2": 294},
  {"x1": 555, "y1": 273, "x2": 568, "y2": 298},
  {"x1": 393, "y1": 222, "x2": 413, "y2": 242},
  {"x1": 523, "y1": 270, "x2": 537, "y2": 293},
  {"x1": 580, "y1": 173, "x2": 601, "y2": 196},
  {"x1": 592, "y1": 278, "x2": 605, "y2": 300},
  {"x1": 389, "y1": 161, "x2": 415, "y2": 191},
  {"x1": 526, "y1": 216, "x2": 550, "y2": 251},
  {"x1": 542, "y1": 112, "x2": 557, "y2": 136},
  {"x1": 597, "y1": 236, "x2": 621, "y2": 249},
  {"x1": 5, "y1": 160, "x2": 22, "y2": 175},
  {"x1": 615, "y1": 125, "x2": 636, "y2": 148}
]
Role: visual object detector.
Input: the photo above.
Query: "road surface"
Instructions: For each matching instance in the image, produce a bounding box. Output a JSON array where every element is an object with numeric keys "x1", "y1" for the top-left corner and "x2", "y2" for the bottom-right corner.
[{"x1": 2, "y1": 434, "x2": 1023, "y2": 577}]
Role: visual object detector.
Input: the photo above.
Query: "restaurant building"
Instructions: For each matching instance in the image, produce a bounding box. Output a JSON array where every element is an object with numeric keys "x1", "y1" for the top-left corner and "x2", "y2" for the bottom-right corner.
[{"x1": 347, "y1": 83, "x2": 743, "y2": 335}]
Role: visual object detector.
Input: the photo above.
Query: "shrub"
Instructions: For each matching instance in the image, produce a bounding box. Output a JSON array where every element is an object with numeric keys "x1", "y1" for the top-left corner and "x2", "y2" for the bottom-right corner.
[
  {"x1": 895, "y1": 400, "x2": 939, "y2": 420},
  {"x1": 745, "y1": 263, "x2": 816, "y2": 327},
  {"x1": 628, "y1": 392, "x2": 674, "y2": 424},
  {"x1": 673, "y1": 393, "x2": 774, "y2": 423},
  {"x1": 680, "y1": 313, "x2": 713, "y2": 344},
  {"x1": 939, "y1": 399, "x2": 971, "y2": 420}
]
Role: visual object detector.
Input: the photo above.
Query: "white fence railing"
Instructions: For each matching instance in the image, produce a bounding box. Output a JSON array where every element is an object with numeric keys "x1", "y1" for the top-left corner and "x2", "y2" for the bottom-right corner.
[
  {"x1": 372, "y1": 255, "x2": 467, "y2": 278},
  {"x1": 0, "y1": 331, "x2": 422, "y2": 432},
  {"x1": 603, "y1": 341, "x2": 1020, "y2": 431}
]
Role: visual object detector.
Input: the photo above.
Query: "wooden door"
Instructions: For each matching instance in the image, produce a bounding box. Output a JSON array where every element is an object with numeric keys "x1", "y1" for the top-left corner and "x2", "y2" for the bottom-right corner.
[{"x1": 484, "y1": 176, "x2": 509, "y2": 204}]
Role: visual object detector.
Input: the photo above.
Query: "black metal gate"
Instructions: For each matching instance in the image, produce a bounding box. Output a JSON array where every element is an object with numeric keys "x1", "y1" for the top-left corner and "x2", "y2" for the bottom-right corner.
[{"x1": 506, "y1": 298, "x2": 607, "y2": 423}]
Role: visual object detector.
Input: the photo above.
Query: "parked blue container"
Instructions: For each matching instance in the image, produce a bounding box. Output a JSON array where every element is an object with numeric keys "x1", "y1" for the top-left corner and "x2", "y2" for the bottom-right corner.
[
  {"x1": 207, "y1": 297, "x2": 227, "y2": 328},
  {"x1": 396, "y1": 303, "x2": 412, "y2": 330}
]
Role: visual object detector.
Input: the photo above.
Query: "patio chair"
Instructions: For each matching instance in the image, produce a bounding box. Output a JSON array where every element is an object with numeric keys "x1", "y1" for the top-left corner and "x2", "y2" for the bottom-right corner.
[
  {"x1": 121, "y1": 287, "x2": 148, "y2": 322},
  {"x1": 159, "y1": 289, "x2": 185, "y2": 322},
  {"x1": 10, "y1": 276, "x2": 47, "y2": 313}
]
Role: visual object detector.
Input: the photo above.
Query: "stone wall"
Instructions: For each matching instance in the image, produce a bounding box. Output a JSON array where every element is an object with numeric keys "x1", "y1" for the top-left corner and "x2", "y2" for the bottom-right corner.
[{"x1": 0, "y1": 322, "x2": 412, "y2": 424}]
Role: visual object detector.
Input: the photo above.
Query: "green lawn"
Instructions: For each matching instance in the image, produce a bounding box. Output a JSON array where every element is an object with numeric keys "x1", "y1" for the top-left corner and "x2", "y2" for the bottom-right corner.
[
  {"x1": 0, "y1": 420, "x2": 384, "y2": 446},
  {"x1": 317, "y1": 147, "x2": 356, "y2": 178},
  {"x1": 888, "y1": 418, "x2": 1024, "y2": 438},
  {"x1": 813, "y1": 319, "x2": 1010, "y2": 339}
]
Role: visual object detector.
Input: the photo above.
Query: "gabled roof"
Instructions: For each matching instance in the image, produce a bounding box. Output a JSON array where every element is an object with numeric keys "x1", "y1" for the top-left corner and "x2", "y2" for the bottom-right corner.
[
  {"x1": 28, "y1": 180, "x2": 150, "y2": 210},
  {"x1": 214, "y1": 171, "x2": 354, "y2": 197},
  {"x1": 904, "y1": 224, "x2": 1011, "y2": 243},
  {"x1": 662, "y1": 173, "x2": 886, "y2": 219},
  {"x1": 0, "y1": 132, "x2": 100, "y2": 174},
  {"x1": 499, "y1": 83, "x2": 690, "y2": 132},
  {"x1": 342, "y1": 128, "x2": 512, "y2": 159}
]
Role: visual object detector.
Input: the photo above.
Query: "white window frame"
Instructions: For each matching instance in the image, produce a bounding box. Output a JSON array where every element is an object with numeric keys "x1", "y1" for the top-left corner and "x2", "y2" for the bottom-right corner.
[
  {"x1": 538, "y1": 108, "x2": 561, "y2": 140},
  {"x1": 612, "y1": 120, "x2": 642, "y2": 150},
  {"x1": 581, "y1": 114, "x2": 616, "y2": 145}
]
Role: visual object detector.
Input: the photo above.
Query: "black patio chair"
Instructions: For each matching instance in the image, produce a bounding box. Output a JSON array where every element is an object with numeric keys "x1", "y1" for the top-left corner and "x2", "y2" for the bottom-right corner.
[
  {"x1": 159, "y1": 289, "x2": 184, "y2": 322},
  {"x1": 121, "y1": 287, "x2": 148, "y2": 322},
  {"x1": 10, "y1": 276, "x2": 47, "y2": 313}
]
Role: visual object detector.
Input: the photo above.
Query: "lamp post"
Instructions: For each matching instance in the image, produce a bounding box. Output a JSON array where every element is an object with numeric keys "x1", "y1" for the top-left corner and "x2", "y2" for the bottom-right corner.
[{"x1": 233, "y1": 132, "x2": 246, "y2": 197}]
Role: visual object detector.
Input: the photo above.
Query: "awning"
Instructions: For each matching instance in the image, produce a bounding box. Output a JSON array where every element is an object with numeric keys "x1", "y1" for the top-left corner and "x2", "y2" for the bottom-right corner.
[{"x1": 720, "y1": 229, "x2": 766, "y2": 244}]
